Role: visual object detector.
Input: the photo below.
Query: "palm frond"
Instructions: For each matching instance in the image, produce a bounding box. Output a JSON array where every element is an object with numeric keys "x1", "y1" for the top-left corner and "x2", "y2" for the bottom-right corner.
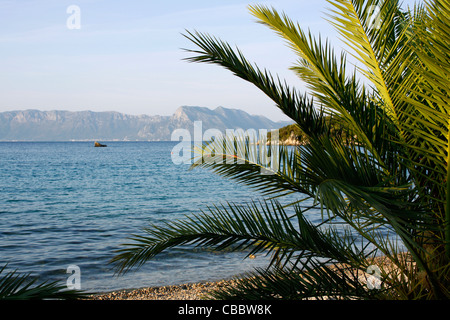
[
  {"x1": 247, "y1": 4, "x2": 403, "y2": 174},
  {"x1": 326, "y1": 0, "x2": 403, "y2": 121},
  {"x1": 182, "y1": 30, "x2": 329, "y2": 140},
  {"x1": 0, "y1": 265, "x2": 88, "y2": 300},
  {"x1": 111, "y1": 200, "x2": 369, "y2": 275},
  {"x1": 190, "y1": 134, "x2": 311, "y2": 201},
  {"x1": 208, "y1": 261, "x2": 384, "y2": 300}
]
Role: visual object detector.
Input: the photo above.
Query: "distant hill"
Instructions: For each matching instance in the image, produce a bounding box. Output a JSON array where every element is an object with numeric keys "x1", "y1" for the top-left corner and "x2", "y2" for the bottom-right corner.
[{"x1": 0, "y1": 106, "x2": 292, "y2": 141}]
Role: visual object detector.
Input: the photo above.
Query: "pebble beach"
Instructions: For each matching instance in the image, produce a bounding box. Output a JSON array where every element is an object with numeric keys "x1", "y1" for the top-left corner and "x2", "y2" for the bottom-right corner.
[
  {"x1": 89, "y1": 279, "x2": 239, "y2": 300},
  {"x1": 89, "y1": 254, "x2": 411, "y2": 300}
]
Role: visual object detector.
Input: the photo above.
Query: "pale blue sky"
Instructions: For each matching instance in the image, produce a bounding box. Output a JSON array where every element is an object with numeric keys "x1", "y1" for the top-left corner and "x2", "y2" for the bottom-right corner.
[{"x1": 0, "y1": 0, "x2": 419, "y2": 121}]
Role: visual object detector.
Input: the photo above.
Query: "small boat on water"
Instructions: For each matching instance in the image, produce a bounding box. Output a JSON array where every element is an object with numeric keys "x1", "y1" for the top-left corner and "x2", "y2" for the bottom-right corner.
[{"x1": 94, "y1": 141, "x2": 107, "y2": 148}]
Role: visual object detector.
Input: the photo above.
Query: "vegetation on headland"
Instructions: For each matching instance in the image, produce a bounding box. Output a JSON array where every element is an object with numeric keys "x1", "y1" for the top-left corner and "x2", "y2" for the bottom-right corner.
[
  {"x1": 268, "y1": 123, "x2": 305, "y2": 145},
  {"x1": 269, "y1": 117, "x2": 349, "y2": 145},
  {"x1": 112, "y1": 0, "x2": 449, "y2": 300}
]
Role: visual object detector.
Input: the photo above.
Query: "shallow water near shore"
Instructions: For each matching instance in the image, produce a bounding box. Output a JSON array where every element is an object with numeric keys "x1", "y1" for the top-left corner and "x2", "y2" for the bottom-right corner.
[{"x1": 1, "y1": 141, "x2": 315, "y2": 292}]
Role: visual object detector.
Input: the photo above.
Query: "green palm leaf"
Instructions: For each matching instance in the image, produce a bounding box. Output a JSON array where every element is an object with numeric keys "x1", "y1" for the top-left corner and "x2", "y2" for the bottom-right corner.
[
  {"x1": 326, "y1": 0, "x2": 403, "y2": 120},
  {"x1": 0, "y1": 265, "x2": 88, "y2": 300},
  {"x1": 111, "y1": 200, "x2": 369, "y2": 275},
  {"x1": 183, "y1": 30, "x2": 328, "y2": 140},
  {"x1": 190, "y1": 134, "x2": 309, "y2": 201},
  {"x1": 208, "y1": 262, "x2": 384, "y2": 300}
]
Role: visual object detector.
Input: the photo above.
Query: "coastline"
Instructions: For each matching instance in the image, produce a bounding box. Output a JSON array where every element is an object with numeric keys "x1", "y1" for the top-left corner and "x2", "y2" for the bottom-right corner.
[
  {"x1": 89, "y1": 279, "x2": 240, "y2": 300},
  {"x1": 89, "y1": 253, "x2": 411, "y2": 300}
]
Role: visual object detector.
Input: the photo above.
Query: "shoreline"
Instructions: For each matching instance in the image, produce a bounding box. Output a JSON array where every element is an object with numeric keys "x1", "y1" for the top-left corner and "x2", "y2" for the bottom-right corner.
[
  {"x1": 89, "y1": 253, "x2": 411, "y2": 300},
  {"x1": 89, "y1": 278, "x2": 240, "y2": 300}
]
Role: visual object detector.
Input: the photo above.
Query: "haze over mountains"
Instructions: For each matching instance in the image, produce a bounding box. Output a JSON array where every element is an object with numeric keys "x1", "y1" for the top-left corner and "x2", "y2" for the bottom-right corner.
[{"x1": 0, "y1": 106, "x2": 291, "y2": 141}]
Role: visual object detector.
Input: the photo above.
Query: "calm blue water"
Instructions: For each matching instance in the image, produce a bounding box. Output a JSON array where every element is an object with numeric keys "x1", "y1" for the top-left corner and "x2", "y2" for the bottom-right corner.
[{"x1": 1, "y1": 142, "x2": 314, "y2": 293}]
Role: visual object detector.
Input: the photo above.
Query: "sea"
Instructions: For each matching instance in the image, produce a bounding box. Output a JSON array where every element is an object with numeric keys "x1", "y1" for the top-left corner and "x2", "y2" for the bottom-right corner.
[{"x1": 0, "y1": 141, "x2": 315, "y2": 293}]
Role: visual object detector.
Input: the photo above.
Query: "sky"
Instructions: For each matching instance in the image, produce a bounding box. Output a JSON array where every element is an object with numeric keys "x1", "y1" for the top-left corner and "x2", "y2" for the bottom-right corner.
[{"x1": 0, "y1": 0, "x2": 419, "y2": 121}]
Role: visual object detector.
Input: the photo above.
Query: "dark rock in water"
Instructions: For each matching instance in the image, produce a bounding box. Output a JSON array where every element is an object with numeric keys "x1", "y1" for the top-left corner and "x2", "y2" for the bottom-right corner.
[{"x1": 95, "y1": 142, "x2": 107, "y2": 148}]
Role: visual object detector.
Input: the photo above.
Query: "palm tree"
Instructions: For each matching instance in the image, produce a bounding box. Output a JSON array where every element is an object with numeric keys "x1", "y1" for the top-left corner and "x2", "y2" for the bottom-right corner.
[{"x1": 112, "y1": 0, "x2": 449, "y2": 299}]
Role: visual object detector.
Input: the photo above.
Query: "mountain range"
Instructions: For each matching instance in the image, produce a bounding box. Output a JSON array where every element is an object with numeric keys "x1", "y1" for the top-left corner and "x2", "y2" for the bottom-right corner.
[{"x1": 0, "y1": 106, "x2": 292, "y2": 141}]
